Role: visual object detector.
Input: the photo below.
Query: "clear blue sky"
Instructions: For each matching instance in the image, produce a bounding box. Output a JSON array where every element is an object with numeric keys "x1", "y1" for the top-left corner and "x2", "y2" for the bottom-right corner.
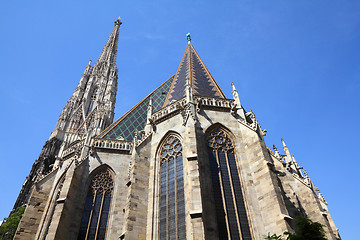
[{"x1": 0, "y1": 1, "x2": 359, "y2": 238}]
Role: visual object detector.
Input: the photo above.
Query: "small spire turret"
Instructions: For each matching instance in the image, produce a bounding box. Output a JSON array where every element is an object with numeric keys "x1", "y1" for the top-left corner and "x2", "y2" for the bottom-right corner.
[
  {"x1": 273, "y1": 144, "x2": 281, "y2": 158},
  {"x1": 231, "y1": 82, "x2": 246, "y2": 119},
  {"x1": 75, "y1": 59, "x2": 92, "y2": 95},
  {"x1": 183, "y1": 75, "x2": 198, "y2": 124},
  {"x1": 83, "y1": 59, "x2": 92, "y2": 75},
  {"x1": 291, "y1": 154, "x2": 304, "y2": 177},
  {"x1": 145, "y1": 97, "x2": 154, "y2": 134},
  {"x1": 281, "y1": 138, "x2": 293, "y2": 163},
  {"x1": 147, "y1": 97, "x2": 153, "y2": 124},
  {"x1": 185, "y1": 76, "x2": 193, "y2": 104},
  {"x1": 231, "y1": 82, "x2": 241, "y2": 106},
  {"x1": 291, "y1": 154, "x2": 299, "y2": 167}
]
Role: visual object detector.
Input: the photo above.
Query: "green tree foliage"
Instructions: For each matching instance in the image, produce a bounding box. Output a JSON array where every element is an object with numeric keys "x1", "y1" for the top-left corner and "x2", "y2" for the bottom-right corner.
[
  {"x1": 285, "y1": 216, "x2": 327, "y2": 240},
  {"x1": 0, "y1": 206, "x2": 25, "y2": 240},
  {"x1": 265, "y1": 216, "x2": 328, "y2": 240},
  {"x1": 265, "y1": 233, "x2": 284, "y2": 240}
]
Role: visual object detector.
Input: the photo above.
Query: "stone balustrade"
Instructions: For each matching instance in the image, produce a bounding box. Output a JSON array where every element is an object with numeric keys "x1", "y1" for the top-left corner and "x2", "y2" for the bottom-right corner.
[
  {"x1": 194, "y1": 96, "x2": 234, "y2": 108},
  {"x1": 93, "y1": 138, "x2": 133, "y2": 152},
  {"x1": 152, "y1": 98, "x2": 187, "y2": 121},
  {"x1": 151, "y1": 97, "x2": 234, "y2": 122}
]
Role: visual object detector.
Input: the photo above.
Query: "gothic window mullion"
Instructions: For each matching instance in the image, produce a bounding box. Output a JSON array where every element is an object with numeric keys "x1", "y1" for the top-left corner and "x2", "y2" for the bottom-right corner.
[
  {"x1": 166, "y1": 160, "x2": 169, "y2": 240},
  {"x1": 78, "y1": 169, "x2": 113, "y2": 240},
  {"x1": 207, "y1": 128, "x2": 252, "y2": 240},
  {"x1": 85, "y1": 190, "x2": 97, "y2": 240},
  {"x1": 159, "y1": 161, "x2": 167, "y2": 240},
  {"x1": 224, "y1": 149, "x2": 243, "y2": 239},
  {"x1": 94, "y1": 192, "x2": 106, "y2": 240},
  {"x1": 168, "y1": 156, "x2": 176, "y2": 240},
  {"x1": 218, "y1": 149, "x2": 241, "y2": 239},
  {"x1": 228, "y1": 150, "x2": 252, "y2": 240},
  {"x1": 176, "y1": 152, "x2": 186, "y2": 239},
  {"x1": 174, "y1": 156, "x2": 178, "y2": 240},
  {"x1": 158, "y1": 136, "x2": 186, "y2": 240},
  {"x1": 215, "y1": 149, "x2": 231, "y2": 238}
]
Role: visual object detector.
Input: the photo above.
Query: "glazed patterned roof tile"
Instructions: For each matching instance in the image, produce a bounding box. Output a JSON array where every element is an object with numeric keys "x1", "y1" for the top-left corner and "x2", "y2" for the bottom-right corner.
[
  {"x1": 163, "y1": 44, "x2": 226, "y2": 106},
  {"x1": 98, "y1": 76, "x2": 174, "y2": 140}
]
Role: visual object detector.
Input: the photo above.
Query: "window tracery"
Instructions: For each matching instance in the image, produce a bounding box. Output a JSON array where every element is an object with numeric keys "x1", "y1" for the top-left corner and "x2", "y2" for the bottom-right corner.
[
  {"x1": 159, "y1": 135, "x2": 186, "y2": 240},
  {"x1": 208, "y1": 128, "x2": 252, "y2": 240},
  {"x1": 78, "y1": 168, "x2": 113, "y2": 240},
  {"x1": 86, "y1": 88, "x2": 98, "y2": 116}
]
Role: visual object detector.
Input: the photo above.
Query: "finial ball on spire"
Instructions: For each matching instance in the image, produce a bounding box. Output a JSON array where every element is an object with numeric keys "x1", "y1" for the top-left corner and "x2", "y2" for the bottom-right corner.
[{"x1": 186, "y1": 33, "x2": 191, "y2": 44}]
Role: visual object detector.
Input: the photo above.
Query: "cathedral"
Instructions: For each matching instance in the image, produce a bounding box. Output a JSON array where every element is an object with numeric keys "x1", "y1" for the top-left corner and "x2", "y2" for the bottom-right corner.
[{"x1": 12, "y1": 18, "x2": 340, "y2": 240}]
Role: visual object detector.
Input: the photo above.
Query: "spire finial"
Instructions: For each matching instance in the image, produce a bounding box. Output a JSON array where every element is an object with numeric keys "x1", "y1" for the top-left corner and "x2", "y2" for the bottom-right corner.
[
  {"x1": 186, "y1": 33, "x2": 191, "y2": 44},
  {"x1": 115, "y1": 16, "x2": 122, "y2": 26}
]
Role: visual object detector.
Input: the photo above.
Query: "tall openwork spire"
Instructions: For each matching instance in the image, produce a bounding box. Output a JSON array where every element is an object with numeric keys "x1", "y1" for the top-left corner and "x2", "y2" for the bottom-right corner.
[
  {"x1": 52, "y1": 18, "x2": 122, "y2": 139},
  {"x1": 95, "y1": 17, "x2": 122, "y2": 67}
]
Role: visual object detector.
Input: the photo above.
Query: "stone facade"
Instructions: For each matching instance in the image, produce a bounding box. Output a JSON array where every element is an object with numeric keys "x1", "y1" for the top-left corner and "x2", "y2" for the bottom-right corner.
[{"x1": 13, "y1": 18, "x2": 340, "y2": 240}]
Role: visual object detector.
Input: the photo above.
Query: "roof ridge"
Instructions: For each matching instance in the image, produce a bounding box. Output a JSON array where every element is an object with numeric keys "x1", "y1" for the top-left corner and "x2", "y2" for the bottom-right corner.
[{"x1": 162, "y1": 44, "x2": 191, "y2": 108}]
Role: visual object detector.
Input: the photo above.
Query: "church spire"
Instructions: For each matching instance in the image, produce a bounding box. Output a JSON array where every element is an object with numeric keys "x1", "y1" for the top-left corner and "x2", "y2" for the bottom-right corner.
[
  {"x1": 52, "y1": 18, "x2": 122, "y2": 139},
  {"x1": 94, "y1": 17, "x2": 122, "y2": 69}
]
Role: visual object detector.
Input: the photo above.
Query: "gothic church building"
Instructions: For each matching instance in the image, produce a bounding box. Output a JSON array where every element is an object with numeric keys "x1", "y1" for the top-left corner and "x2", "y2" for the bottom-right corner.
[{"x1": 13, "y1": 18, "x2": 340, "y2": 240}]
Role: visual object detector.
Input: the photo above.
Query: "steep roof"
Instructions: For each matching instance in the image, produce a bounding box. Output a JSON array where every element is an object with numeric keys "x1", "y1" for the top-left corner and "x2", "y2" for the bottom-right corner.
[
  {"x1": 163, "y1": 43, "x2": 226, "y2": 106},
  {"x1": 98, "y1": 43, "x2": 226, "y2": 141}
]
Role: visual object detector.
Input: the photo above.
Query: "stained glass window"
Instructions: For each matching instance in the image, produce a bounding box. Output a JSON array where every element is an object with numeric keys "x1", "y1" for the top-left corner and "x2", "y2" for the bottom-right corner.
[
  {"x1": 159, "y1": 135, "x2": 186, "y2": 240},
  {"x1": 208, "y1": 128, "x2": 252, "y2": 240},
  {"x1": 78, "y1": 168, "x2": 113, "y2": 240}
]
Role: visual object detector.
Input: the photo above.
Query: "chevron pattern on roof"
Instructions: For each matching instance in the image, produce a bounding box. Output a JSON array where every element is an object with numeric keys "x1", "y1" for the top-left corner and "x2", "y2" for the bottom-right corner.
[
  {"x1": 98, "y1": 76, "x2": 174, "y2": 141},
  {"x1": 163, "y1": 44, "x2": 226, "y2": 107}
]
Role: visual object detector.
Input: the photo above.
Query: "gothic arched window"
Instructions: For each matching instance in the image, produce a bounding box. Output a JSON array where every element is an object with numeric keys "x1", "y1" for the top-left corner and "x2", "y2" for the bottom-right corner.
[
  {"x1": 86, "y1": 88, "x2": 98, "y2": 116},
  {"x1": 159, "y1": 135, "x2": 186, "y2": 240},
  {"x1": 207, "y1": 128, "x2": 252, "y2": 240},
  {"x1": 78, "y1": 168, "x2": 113, "y2": 240}
]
